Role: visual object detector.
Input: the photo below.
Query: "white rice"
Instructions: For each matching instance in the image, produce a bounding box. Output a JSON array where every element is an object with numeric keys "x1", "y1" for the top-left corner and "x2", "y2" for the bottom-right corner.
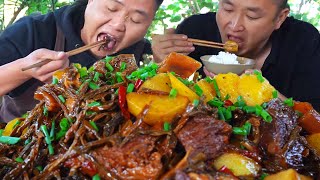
[{"x1": 208, "y1": 52, "x2": 239, "y2": 64}]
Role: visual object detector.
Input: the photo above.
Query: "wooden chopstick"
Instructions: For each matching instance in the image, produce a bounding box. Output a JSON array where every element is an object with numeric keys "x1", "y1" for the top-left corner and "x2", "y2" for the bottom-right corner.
[
  {"x1": 192, "y1": 42, "x2": 224, "y2": 50},
  {"x1": 21, "y1": 39, "x2": 108, "y2": 71},
  {"x1": 188, "y1": 38, "x2": 224, "y2": 47}
]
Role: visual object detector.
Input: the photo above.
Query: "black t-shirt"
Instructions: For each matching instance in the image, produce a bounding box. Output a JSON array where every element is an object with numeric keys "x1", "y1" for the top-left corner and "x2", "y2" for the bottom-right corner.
[
  {"x1": 0, "y1": 4, "x2": 151, "y2": 121},
  {"x1": 176, "y1": 12, "x2": 320, "y2": 111}
]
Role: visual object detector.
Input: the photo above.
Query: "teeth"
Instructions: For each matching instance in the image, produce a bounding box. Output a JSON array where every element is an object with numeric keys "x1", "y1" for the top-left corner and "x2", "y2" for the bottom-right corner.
[{"x1": 97, "y1": 33, "x2": 117, "y2": 51}]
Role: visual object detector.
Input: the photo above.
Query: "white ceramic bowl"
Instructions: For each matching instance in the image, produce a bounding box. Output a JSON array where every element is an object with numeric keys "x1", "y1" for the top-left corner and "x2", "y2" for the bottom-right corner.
[{"x1": 200, "y1": 55, "x2": 255, "y2": 75}]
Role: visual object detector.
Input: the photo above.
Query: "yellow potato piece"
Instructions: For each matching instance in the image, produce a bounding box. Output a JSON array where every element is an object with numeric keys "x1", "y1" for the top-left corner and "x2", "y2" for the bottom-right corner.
[
  {"x1": 139, "y1": 73, "x2": 171, "y2": 92},
  {"x1": 214, "y1": 73, "x2": 240, "y2": 103},
  {"x1": 168, "y1": 73, "x2": 199, "y2": 102},
  {"x1": 126, "y1": 92, "x2": 189, "y2": 126},
  {"x1": 238, "y1": 74, "x2": 275, "y2": 106},
  {"x1": 265, "y1": 169, "x2": 312, "y2": 180},
  {"x1": 3, "y1": 118, "x2": 27, "y2": 136},
  {"x1": 196, "y1": 79, "x2": 216, "y2": 102},
  {"x1": 306, "y1": 133, "x2": 320, "y2": 156},
  {"x1": 213, "y1": 153, "x2": 261, "y2": 177}
]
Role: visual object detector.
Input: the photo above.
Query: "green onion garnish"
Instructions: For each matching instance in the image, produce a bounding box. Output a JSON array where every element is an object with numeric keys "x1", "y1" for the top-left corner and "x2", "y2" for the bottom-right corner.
[
  {"x1": 194, "y1": 84, "x2": 203, "y2": 97},
  {"x1": 92, "y1": 174, "x2": 101, "y2": 180},
  {"x1": 212, "y1": 79, "x2": 221, "y2": 99},
  {"x1": 233, "y1": 122, "x2": 252, "y2": 136},
  {"x1": 89, "y1": 121, "x2": 99, "y2": 132},
  {"x1": 58, "y1": 95, "x2": 66, "y2": 103},
  {"x1": 40, "y1": 125, "x2": 54, "y2": 155},
  {"x1": 224, "y1": 108, "x2": 232, "y2": 120},
  {"x1": 272, "y1": 90, "x2": 278, "y2": 98},
  {"x1": 254, "y1": 70, "x2": 265, "y2": 83},
  {"x1": 169, "y1": 88, "x2": 178, "y2": 98},
  {"x1": 178, "y1": 77, "x2": 194, "y2": 86},
  {"x1": 105, "y1": 62, "x2": 114, "y2": 72},
  {"x1": 261, "y1": 110, "x2": 272, "y2": 123},
  {"x1": 0, "y1": 129, "x2": 3, "y2": 137},
  {"x1": 116, "y1": 72, "x2": 124, "y2": 83},
  {"x1": 88, "y1": 101, "x2": 102, "y2": 107},
  {"x1": 79, "y1": 67, "x2": 88, "y2": 78},
  {"x1": 243, "y1": 106, "x2": 256, "y2": 114},
  {"x1": 105, "y1": 56, "x2": 113, "y2": 63},
  {"x1": 21, "y1": 113, "x2": 29, "y2": 118},
  {"x1": 0, "y1": 136, "x2": 20, "y2": 145},
  {"x1": 163, "y1": 122, "x2": 171, "y2": 131},
  {"x1": 204, "y1": 77, "x2": 214, "y2": 83},
  {"x1": 15, "y1": 157, "x2": 24, "y2": 163},
  {"x1": 24, "y1": 139, "x2": 31, "y2": 145},
  {"x1": 36, "y1": 166, "x2": 43, "y2": 172},
  {"x1": 50, "y1": 120, "x2": 55, "y2": 140},
  {"x1": 12, "y1": 120, "x2": 21, "y2": 129},
  {"x1": 207, "y1": 98, "x2": 224, "y2": 107},
  {"x1": 73, "y1": 63, "x2": 81, "y2": 70},
  {"x1": 89, "y1": 82, "x2": 100, "y2": 90},
  {"x1": 120, "y1": 62, "x2": 127, "y2": 71},
  {"x1": 193, "y1": 99, "x2": 199, "y2": 107},
  {"x1": 60, "y1": 118, "x2": 70, "y2": 131},
  {"x1": 217, "y1": 107, "x2": 225, "y2": 120},
  {"x1": 260, "y1": 172, "x2": 269, "y2": 180},
  {"x1": 43, "y1": 106, "x2": 48, "y2": 117},
  {"x1": 52, "y1": 77, "x2": 59, "y2": 85},
  {"x1": 88, "y1": 66, "x2": 95, "y2": 74},
  {"x1": 93, "y1": 72, "x2": 101, "y2": 82},
  {"x1": 127, "y1": 83, "x2": 134, "y2": 93},
  {"x1": 284, "y1": 97, "x2": 294, "y2": 107},
  {"x1": 234, "y1": 96, "x2": 246, "y2": 107}
]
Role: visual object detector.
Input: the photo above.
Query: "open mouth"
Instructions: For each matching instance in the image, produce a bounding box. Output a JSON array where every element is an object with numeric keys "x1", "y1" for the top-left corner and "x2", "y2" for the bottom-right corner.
[{"x1": 97, "y1": 33, "x2": 117, "y2": 51}]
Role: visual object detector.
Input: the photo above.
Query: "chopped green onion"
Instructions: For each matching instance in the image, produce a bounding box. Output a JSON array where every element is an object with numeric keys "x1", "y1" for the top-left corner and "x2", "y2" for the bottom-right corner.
[
  {"x1": 92, "y1": 174, "x2": 101, "y2": 180},
  {"x1": 284, "y1": 97, "x2": 294, "y2": 107},
  {"x1": 105, "y1": 62, "x2": 114, "y2": 72},
  {"x1": 254, "y1": 70, "x2": 265, "y2": 83},
  {"x1": 12, "y1": 120, "x2": 21, "y2": 129},
  {"x1": 50, "y1": 120, "x2": 55, "y2": 140},
  {"x1": 140, "y1": 72, "x2": 149, "y2": 80},
  {"x1": 255, "y1": 105, "x2": 263, "y2": 116},
  {"x1": 233, "y1": 122, "x2": 252, "y2": 136},
  {"x1": 89, "y1": 82, "x2": 100, "y2": 90},
  {"x1": 193, "y1": 99, "x2": 200, "y2": 107},
  {"x1": 178, "y1": 77, "x2": 194, "y2": 86},
  {"x1": 127, "y1": 83, "x2": 134, "y2": 93},
  {"x1": 36, "y1": 166, "x2": 43, "y2": 172},
  {"x1": 169, "y1": 88, "x2": 178, "y2": 98},
  {"x1": 40, "y1": 125, "x2": 54, "y2": 155},
  {"x1": 163, "y1": 122, "x2": 171, "y2": 131},
  {"x1": 234, "y1": 96, "x2": 246, "y2": 107},
  {"x1": 261, "y1": 110, "x2": 272, "y2": 123},
  {"x1": 204, "y1": 77, "x2": 214, "y2": 83},
  {"x1": 170, "y1": 71, "x2": 176, "y2": 76},
  {"x1": 207, "y1": 98, "x2": 224, "y2": 107},
  {"x1": 88, "y1": 66, "x2": 95, "y2": 74},
  {"x1": 15, "y1": 157, "x2": 24, "y2": 163},
  {"x1": 88, "y1": 101, "x2": 102, "y2": 107},
  {"x1": 223, "y1": 94, "x2": 230, "y2": 101},
  {"x1": 194, "y1": 84, "x2": 203, "y2": 97},
  {"x1": 89, "y1": 121, "x2": 99, "y2": 132},
  {"x1": 0, "y1": 129, "x2": 3, "y2": 137},
  {"x1": 261, "y1": 102, "x2": 268, "y2": 109},
  {"x1": 105, "y1": 56, "x2": 113, "y2": 63},
  {"x1": 86, "y1": 111, "x2": 96, "y2": 116},
  {"x1": 43, "y1": 106, "x2": 48, "y2": 117},
  {"x1": 93, "y1": 72, "x2": 101, "y2": 82},
  {"x1": 120, "y1": 62, "x2": 127, "y2": 71},
  {"x1": 243, "y1": 106, "x2": 256, "y2": 114},
  {"x1": 55, "y1": 130, "x2": 67, "y2": 140},
  {"x1": 58, "y1": 95, "x2": 66, "y2": 104},
  {"x1": 115, "y1": 88, "x2": 119, "y2": 95},
  {"x1": 52, "y1": 77, "x2": 59, "y2": 85},
  {"x1": 260, "y1": 172, "x2": 269, "y2": 180},
  {"x1": 224, "y1": 108, "x2": 232, "y2": 120},
  {"x1": 272, "y1": 90, "x2": 278, "y2": 98},
  {"x1": 0, "y1": 136, "x2": 20, "y2": 145},
  {"x1": 73, "y1": 63, "x2": 81, "y2": 70},
  {"x1": 79, "y1": 67, "x2": 88, "y2": 78},
  {"x1": 217, "y1": 107, "x2": 225, "y2": 120},
  {"x1": 60, "y1": 118, "x2": 70, "y2": 131},
  {"x1": 24, "y1": 139, "x2": 31, "y2": 145},
  {"x1": 21, "y1": 113, "x2": 29, "y2": 118},
  {"x1": 116, "y1": 72, "x2": 124, "y2": 83},
  {"x1": 212, "y1": 79, "x2": 221, "y2": 99}
]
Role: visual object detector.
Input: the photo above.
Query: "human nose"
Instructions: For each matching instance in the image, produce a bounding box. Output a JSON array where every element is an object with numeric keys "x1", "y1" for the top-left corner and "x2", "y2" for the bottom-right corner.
[
  {"x1": 229, "y1": 15, "x2": 245, "y2": 32},
  {"x1": 109, "y1": 12, "x2": 128, "y2": 32}
]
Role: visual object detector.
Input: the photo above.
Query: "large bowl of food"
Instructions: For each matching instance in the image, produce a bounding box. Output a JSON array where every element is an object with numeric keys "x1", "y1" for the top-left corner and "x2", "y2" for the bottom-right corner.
[
  {"x1": 200, "y1": 52, "x2": 255, "y2": 75},
  {"x1": 0, "y1": 52, "x2": 319, "y2": 179}
]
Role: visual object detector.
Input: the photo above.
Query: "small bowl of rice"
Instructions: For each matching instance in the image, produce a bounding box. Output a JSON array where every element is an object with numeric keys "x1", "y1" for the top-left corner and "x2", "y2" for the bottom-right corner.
[{"x1": 200, "y1": 52, "x2": 255, "y2": 75}]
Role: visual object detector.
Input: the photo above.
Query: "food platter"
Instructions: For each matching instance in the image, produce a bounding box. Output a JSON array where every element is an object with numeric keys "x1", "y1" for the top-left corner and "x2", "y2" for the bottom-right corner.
[{"x1": 0, "y1": 53, "x2": 319, "y2": 179}]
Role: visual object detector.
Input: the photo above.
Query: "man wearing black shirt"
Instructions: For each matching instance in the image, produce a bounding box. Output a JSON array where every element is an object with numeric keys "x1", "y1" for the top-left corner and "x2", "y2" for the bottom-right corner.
[
  {"x1": 0, "y1": 0, "x2": 163, "y2": 122},
  {"x1": 152, "y1": 0, "x2": 320, "y2": 111}
]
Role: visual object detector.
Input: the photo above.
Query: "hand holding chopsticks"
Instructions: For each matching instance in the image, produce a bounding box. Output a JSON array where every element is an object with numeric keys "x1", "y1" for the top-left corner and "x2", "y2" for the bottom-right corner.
[
  {"x1": 21, "y1": 39, "x2": 108, "y2": 71},
  {"x1": 188, "y1": 38, "x2": 238, "y2": 53}
]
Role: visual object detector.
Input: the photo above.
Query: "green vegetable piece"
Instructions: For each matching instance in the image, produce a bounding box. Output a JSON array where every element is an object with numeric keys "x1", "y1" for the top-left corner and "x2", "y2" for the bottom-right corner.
[
  {"x1": 169, "y1": 88, "x2": 178, "y2": 98},
  {"x1": 88, "y1": 101, "x2": 102, "y2": 107},
  {"x1": 194, "y1": 84, "x2": 203, "y2": 96},
  {"x1": 52, "y1": 77, "x2": 59, "y2": 85},
  {"x1": 36, "y1": 166, "x2": 43, "y2": 171},
  {"x1": 284, "y1": 97, "x2": 294, "y2": 107},
  {"x1": 60, "y1": 118, "x2": 70, "y2": 131},
  {"x1": 272, "y1": 90, "x2": 278, "y2": 98},
  {"x1": 0, "y1": 136, "x2": 20, "y2": 145},
  {"x1": 254, "y1": 70, "x2": 265, "y2": 83},
  {"x1": 43, "y1": 106, "x2": 48, "y2": 117},
  {"x1": 89, "y1": 121, "x2": 99, "y2": 132},
  {"x1": 120, "y1": 62, "x2": 127, "y2": 71},
  {"x1": 92, "y1": 174, "x2": 101, "y2": 180},
  {"x1": 58, "y1": 95, "x2": 66, "y2": 103},
  {"x1": 79, "y1": 67, "x2": 88, "y2": 78},
  {"x1": 15, "y1": 157, "x2": 24, "y2": 163},
  {"x1": 105, "y1": 62, "x2": 114, "y2": 72},
  {"x1": 89, "y1": 82, "x2": 100, "y2": 90},
  {"x1": 261, "y1": 110, "x2": 272, "y2": 123},
  {"x1": 163, "y1": 122, "x2": 171, "y2": 131},
  {"x1": 105, "y1": 56, "x2": 113, "y2": 63},
  {"x1": 127, "y1": 83, "x2": 134, "y2": 93},
  {"x1": 193, "y1": 99, "x2": 200, "y2": 107},
  {"x1": 212, "y1": 79, "x2": 221, "y2": 99},
  {"x1": 93, "y1": 72, "x2": 101, "y2": 82}
]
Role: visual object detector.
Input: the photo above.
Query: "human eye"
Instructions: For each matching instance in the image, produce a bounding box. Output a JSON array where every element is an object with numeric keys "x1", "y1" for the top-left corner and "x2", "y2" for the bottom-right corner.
[
  {"x1": 246, "y1": 13, "x2": 260, "y2": 20},
  {"x1": 222, "y1": 3, "x2": 233, "y2": 12},
  {"x1": 106, "y1": 3, "x2": 118, "y2": 12},
  {"x1": 130, "y1": 18, "x2": 142, "y2": 24}
]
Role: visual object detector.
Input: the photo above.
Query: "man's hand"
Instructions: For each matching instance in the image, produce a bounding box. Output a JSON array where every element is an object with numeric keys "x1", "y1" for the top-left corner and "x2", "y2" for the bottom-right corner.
[
  {"x1": 22, "y1": 49, "x2": 69, "y2": 83},
  {"x1": 151, "y1": 28, "x2": 195, "y2": 63}
]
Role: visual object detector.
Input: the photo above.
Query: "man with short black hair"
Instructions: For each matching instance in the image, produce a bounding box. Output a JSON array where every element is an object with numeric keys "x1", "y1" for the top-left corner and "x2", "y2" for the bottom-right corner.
[
  {"x1": 152, "y1": 0, "x2": 320, "y2": 111},
  {"x1": 0, "y1": 0, "x2": 164, "y2": 122}
]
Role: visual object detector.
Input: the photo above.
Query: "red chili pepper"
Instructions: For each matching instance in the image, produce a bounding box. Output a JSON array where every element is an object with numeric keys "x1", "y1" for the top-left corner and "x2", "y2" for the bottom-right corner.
[
  {"x1": 134, "y1": 79, "x2": 143, "y2": 90},
  {"x1": 224, "y1": 100, "x2": 233, "y2": 107},
  {"x1": 118, "y1": 85, "x2": 130, "y2": 119},
  {"x1": 218, "y1": 166, "x2": 235, "y2": 177}
]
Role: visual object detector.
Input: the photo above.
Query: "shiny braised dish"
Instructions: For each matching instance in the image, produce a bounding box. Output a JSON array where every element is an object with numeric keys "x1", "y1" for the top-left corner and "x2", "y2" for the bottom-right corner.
[{"x1": 0, "y1": 53, "x2": 319, "y2": 180}]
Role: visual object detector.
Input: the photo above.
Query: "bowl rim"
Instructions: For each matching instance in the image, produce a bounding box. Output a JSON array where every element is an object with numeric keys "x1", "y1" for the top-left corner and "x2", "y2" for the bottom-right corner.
[{"x1": 200, "y1": 55, "x2": 256, "y2": 66}]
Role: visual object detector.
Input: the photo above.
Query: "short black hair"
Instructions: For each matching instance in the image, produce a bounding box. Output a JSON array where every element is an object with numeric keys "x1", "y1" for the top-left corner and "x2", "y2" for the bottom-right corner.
[
  {"x1": 274, "y1": 0, "x2": 288, "y2": 9},
  {"x1": 74, "y1": 0, "x2": 164, "y2": 9}
]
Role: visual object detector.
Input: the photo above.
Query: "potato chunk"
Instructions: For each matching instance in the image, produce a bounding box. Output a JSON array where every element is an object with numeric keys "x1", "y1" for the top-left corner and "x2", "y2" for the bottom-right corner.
[
  {"x1": 139, "y1": 73, "x2": 171, "y2": 93},
  {"x1": 126, "y1": 92, "x2": 189, "y2": 126},
  {"x1": 168, "y1": 73, "x2": 199, "y2": 102},
  {"x1": 264, "y1": 169, "x2": 312, "y2": 180},
  {"x1": 195, "y1": 79, "x2": 216, "y2": 102},
  {"x1": 306, "y1": 133, "x2": 320, "y2": 156}
]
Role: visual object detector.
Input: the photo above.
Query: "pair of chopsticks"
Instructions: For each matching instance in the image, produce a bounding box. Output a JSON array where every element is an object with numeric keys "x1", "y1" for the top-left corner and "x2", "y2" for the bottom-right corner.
[
  {"x1": 21, "y1": 39, "x2": 108, "y2": 71},
  {"x1": 188, "y1": 38, "x2": 225, "y2": 50}
]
